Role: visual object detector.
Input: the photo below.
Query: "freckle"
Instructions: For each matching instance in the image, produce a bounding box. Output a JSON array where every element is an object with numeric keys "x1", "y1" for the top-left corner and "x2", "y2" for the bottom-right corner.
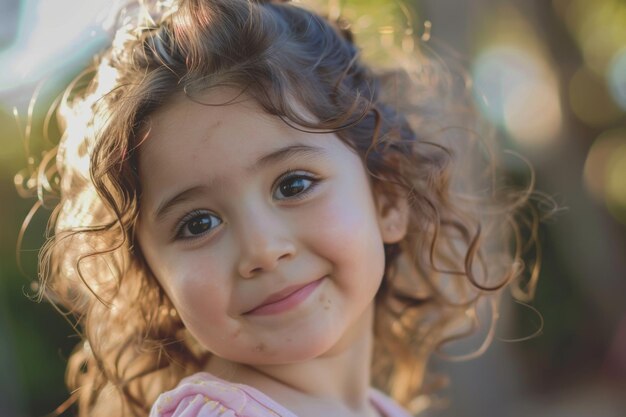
[
  {"x1": 286, "y1": 338, "x2": 292, "y2": 343},
  {"x1": 318, "y1": 294, "x2": 325, "y2": 303},
  {"x1": 324, "y1": 305, "x2": 329, "y2": 310}
]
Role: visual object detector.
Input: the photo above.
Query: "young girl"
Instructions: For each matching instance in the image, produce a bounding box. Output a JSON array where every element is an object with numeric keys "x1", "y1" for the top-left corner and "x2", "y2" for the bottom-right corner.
[{"x1": 20, "y1": 0, "x2": 540, "y2": 416}]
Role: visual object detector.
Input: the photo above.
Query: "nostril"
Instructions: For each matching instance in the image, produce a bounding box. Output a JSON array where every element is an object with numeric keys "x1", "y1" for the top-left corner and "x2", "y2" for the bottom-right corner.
[{"x1": 238, "y1": 238, "x2": 297, "y2": 278}]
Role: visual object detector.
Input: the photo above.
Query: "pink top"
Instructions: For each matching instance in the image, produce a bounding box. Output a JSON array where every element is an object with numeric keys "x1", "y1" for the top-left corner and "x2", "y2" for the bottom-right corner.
[{"x1": 150, "y1": 372, "x2": 414, "y2": 417}]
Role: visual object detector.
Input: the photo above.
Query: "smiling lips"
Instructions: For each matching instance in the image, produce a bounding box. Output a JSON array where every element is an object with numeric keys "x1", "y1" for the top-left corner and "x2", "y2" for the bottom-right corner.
[{"x1": 245, "y1": 278, "x2": 324, "y2": 316}]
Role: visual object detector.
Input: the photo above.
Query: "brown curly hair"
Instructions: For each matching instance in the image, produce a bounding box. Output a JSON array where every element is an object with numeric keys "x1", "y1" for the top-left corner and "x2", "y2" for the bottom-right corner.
[{"x1": 17, "y1": 0, "x2": 541, "y2": 415}]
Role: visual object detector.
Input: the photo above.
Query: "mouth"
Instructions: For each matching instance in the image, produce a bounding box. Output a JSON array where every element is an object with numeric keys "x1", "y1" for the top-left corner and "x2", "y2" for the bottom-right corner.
[{"x1": 244, "y1": 277, "x2": 325, "y2": 316}]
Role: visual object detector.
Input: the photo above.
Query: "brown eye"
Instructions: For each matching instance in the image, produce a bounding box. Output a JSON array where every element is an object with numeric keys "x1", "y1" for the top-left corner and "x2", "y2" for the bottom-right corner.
[
  {"x1": 279, "y1": 178, "x2": 309, "y2": 197},
  {"x1": 273, "y1": 173, "x2": 318, "y2": 200},
  {"x1": 187, "y1": 217, "x2": 212, "y2": 234},
  {"x1": 176, "y1": 211, "x2": 222, "y2": 239}
]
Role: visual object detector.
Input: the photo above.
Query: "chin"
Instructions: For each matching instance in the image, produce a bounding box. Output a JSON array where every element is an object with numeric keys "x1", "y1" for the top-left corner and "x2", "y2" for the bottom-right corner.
[
  {"x1": 255, "y1": 330, "x2": 348, "y2": 365},
  {"x1": 276, "y1": 337, "x2": 343, "y2": 364}
]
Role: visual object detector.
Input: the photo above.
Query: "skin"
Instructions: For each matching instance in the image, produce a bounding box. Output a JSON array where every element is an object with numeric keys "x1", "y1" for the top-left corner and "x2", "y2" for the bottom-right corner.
[{"x1": 135, "y1": 89, "x2": 408, "y2": 417}]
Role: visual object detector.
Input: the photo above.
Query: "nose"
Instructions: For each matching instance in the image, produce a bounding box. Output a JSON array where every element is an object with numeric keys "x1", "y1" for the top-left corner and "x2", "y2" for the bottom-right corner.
[{"x1": 235, "y1": 208, "x2": 296, "y2": 278}]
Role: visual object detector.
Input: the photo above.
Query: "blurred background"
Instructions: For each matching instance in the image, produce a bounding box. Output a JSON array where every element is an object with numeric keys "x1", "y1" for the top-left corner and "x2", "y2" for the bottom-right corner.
[{"x1": 0, "y1": 0, "x2": 625, "y2": 416}]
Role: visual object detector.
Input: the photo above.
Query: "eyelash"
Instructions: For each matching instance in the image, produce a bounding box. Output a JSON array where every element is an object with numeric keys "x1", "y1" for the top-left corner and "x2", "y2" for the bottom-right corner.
[
  {"x1": 174, "y1": 209, "x2": 221, "y2": 240},
  {"x1": 272, "y1": 170, "x2": 320, "y2": 201},
  {"x1": 173, "y1": 170, "x2": 321, "y2": 241}
]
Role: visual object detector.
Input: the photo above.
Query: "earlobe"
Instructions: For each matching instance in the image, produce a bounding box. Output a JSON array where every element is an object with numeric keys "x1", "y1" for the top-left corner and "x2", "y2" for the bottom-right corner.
[{"x1": 377, "y1": 191, "x2": 409, "y2": 244}]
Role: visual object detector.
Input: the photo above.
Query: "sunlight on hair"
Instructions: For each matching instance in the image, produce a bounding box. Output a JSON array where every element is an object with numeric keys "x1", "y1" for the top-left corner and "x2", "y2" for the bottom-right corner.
[
  {"x1": 58, "y1": 59, "x2": 118, "y2": 187},
  {"x1": 61, "y1": 108, "x2": 93, "y2": 179},
  {"x1": 92, "y1": 60, "x2": 120, "y2": 100}
]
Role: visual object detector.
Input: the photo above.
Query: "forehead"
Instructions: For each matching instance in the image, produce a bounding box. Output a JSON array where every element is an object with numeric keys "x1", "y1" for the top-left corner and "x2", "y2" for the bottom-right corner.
[
  {"x1": 139, "y1": 91, "x2": 314, "y2": 169},
  {"x1": 136, "y1": 89, "x2": 355, "y2": 199}
]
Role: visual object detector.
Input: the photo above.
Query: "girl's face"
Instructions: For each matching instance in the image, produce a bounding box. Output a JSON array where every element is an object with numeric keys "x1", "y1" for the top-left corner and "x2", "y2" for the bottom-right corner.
[{"x1": 135, "y1": 90, "x2": 405, "y2": 365}]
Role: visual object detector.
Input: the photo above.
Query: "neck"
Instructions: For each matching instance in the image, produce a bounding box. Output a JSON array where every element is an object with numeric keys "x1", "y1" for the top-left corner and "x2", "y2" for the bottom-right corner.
[{"x1": 206, "y1": 303, "x2": 375, "y2": 413}]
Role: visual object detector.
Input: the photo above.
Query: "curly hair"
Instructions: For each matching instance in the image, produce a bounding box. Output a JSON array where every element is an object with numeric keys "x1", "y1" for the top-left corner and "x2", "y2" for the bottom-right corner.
[{"x1": 17, "y1": 0, "x2": 541, "y2": 415}]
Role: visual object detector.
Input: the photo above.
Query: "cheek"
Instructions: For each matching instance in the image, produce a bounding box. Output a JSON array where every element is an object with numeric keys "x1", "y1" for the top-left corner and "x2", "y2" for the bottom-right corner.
[
  {"x1": 176, "y1": 277, "x2": 227, "y2": 322},
  {"x1": 173, "y1": 274, "x2": 236, "y2": 352},
  {"x1": 149, "y1": 251, "x2": 233, "y2": 327},
  {"x1": 310, "y1": 186, "x2": 386, "y2": 277}
]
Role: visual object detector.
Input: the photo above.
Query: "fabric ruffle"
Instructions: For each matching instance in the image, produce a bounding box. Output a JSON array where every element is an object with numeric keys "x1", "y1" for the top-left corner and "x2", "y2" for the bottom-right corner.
[
  {"x1": 150, "y1": 372, "x2": 415, "y2": 417},
  {"x1": 150, "y1": 373, "x2": 295, "y2": 417}
]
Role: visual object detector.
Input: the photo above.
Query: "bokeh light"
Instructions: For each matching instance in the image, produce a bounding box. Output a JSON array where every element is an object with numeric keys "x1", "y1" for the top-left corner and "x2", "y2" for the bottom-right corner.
[
  {"x1": 306, "y1": 0, "x2": 413, "y2": 66},
  {"x1": 0, "y1": 0, "x2": 121, "y2": 93},
  {"x1": 605, "y1": 145, "x2": 626, "y2": 224},
  {"x1": 557, "y1": 0, "x2": 626, "y2": 76},
  {"x1": 583, "y1": 129, "x2": 626, "y2": 224},
  {"x1": 608, "y1": 48, "x2": 626, "y2": 111},
  {"x1": 473, "y1": 46, "x2": 561, "y2": 149},
  {"x1": 569, "y1": 66, "x2": 623, "y2": 126}
]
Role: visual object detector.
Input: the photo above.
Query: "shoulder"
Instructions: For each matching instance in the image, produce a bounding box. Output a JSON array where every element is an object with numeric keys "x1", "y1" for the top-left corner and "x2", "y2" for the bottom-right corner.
[{"x1": 150, "y1": 372, "x2": 293, "y2": 417}]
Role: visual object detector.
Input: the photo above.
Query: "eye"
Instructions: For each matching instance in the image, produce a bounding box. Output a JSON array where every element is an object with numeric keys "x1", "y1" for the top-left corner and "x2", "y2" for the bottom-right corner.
[
  {"x1": 175, "y1": 210, "x2": 222, "y2": 240},
  {"x1": 273, "y1": 171, "x2": 319, "y2": 200}
]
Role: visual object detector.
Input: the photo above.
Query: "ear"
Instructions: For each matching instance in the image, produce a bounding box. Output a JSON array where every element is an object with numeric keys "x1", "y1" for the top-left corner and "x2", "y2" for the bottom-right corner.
[{"x1": 375, "y1": 189, "x2": 409, "y2": 244}]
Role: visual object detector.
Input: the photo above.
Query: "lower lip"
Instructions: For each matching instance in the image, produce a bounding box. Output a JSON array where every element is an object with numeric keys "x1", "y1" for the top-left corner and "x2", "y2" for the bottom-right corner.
[{"x1": 246, "y1": 278, "x2": 324, "y2": 316}]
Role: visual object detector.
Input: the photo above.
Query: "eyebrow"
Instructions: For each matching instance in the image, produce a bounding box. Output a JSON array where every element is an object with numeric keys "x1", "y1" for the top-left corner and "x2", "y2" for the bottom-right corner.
[{"x1": 151, "y1": 144, "x2": 327, "y2": 222}]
